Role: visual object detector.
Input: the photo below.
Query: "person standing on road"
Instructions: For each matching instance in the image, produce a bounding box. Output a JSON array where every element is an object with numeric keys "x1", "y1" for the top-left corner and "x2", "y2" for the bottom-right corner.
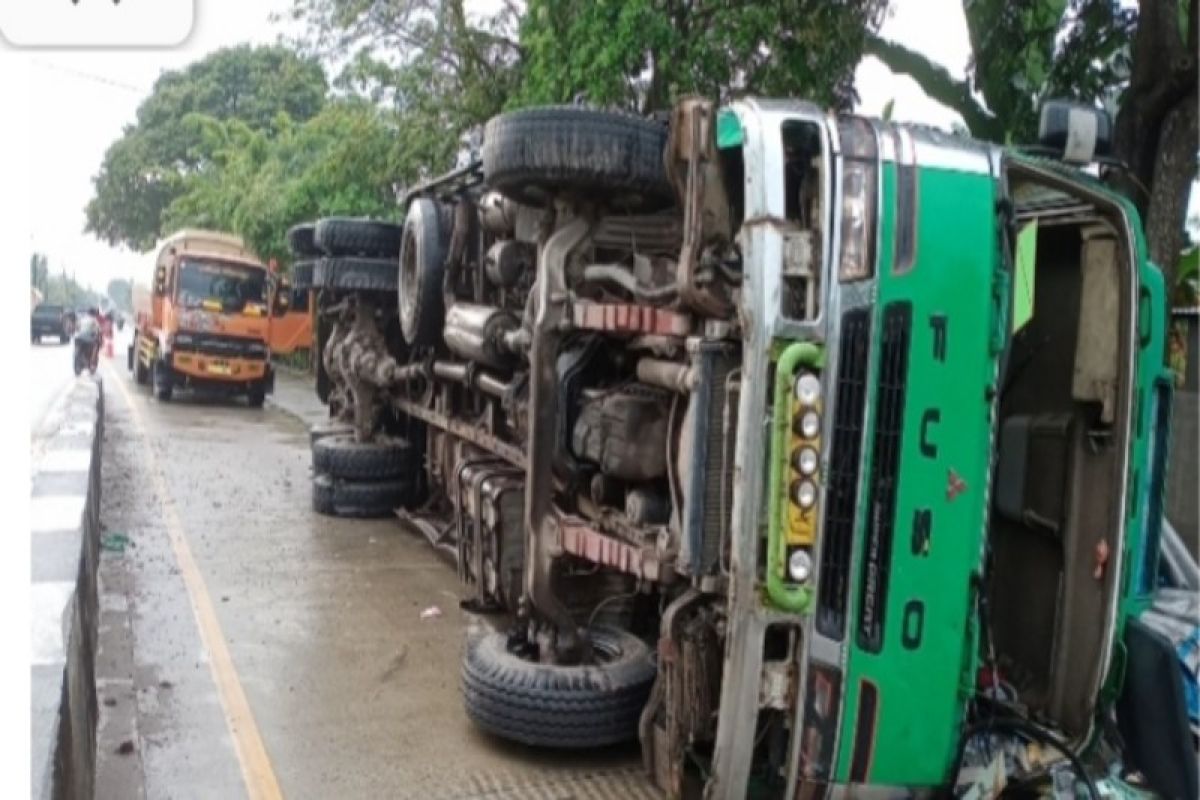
[{"x1": 75, "y1": 307, "x2": 102, "y2": 371}]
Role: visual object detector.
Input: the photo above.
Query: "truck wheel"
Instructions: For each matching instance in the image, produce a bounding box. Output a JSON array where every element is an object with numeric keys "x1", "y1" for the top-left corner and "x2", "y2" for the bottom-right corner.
[
  {"x1": 311, "y1": 473, "x2": 410, "y2": 518},
  {"x1": 291, "y1": 259, "x2": 316, "y2": 290},
  {"x1": 461, "y1": 626, "x2": 655, "y2": 748},
  {"x1": 135, "y1": 353, "x2": 150, "y2": 386},
  {"x1": 313, "y1": 257, "x2": 398, "y2": 292},
  {"x1": 312, "y1": 434, "x2": 413, "y2": 481},
  {"x1": 482, "y1": 106, "x2": 673, "y2": 211},
  {"x1": 126, "y1": 344, "x2": 134, "y2": 372},
  {"x1": 59, "y1": 334, "x2": 69, "y2": 345},
  {"x1": 286, "y1": 222, "x2": 321, "y2": 258},
  {"x1": 309, "y1": 420, "x2": 353, "y2": 446},
  {"x1": 247, "y1": 382, "x2": 266, "y2": 408},
  {"x1": 153, "y1": 360, "x2": 173, "y2": 401},
  {"x1": 398, "y1": 198, "x2": 448, "y2": 348},
  {"x1": 314, "y1": 217, "x2": 403, "y2": 259}
]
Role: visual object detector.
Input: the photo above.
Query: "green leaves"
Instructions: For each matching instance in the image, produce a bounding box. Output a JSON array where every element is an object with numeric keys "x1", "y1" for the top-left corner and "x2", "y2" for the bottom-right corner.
[
  {"x1": 515, "y1": 0, "x2": 888, "y2": 113},
  {"x1": 85, "y1": 45, "x2": 328, "y2": 252}
]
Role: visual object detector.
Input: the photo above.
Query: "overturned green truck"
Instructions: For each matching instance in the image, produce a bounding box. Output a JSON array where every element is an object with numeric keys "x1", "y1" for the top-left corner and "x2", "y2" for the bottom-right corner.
[{"x1": 293, "y1": 97, "x2": 1189, "y2": 798}]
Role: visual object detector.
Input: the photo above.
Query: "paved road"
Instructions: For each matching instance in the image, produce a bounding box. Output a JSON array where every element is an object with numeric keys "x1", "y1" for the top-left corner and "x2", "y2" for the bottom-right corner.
[{"x1": 93, "y1": 358, "x2": 656, "y2": 800}]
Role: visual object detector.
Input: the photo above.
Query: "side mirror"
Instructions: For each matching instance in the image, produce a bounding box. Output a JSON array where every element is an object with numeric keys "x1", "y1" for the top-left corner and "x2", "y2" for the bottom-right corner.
[
  {"x1": 1037, "y1": 99, "x2": 1112, "y2": 165},
  {"x1": 154, "y1": 264, "x2": 168, "y2": 296}
]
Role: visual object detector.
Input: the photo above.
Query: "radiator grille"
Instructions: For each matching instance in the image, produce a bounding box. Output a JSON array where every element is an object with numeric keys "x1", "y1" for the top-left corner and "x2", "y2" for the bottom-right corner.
[
  {"x1": 816, "y1": 308, "x2": 871, "y2": 640},
  {"x1": 856, "y1": 302, "x2": 912, "y2": 653}
]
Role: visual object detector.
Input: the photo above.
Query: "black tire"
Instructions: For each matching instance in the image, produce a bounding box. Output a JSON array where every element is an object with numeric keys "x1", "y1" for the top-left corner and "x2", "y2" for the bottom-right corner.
[
  {"x1": 312, "y1": 434, "x2": 412, "y2": 480},
  {"x1": 311, "y1": 474, "x2": 410, "y2": 518},
  {"x1": 135, "y1": 353, "x2": 150, "y2": 386},
  {"x1": 247, "y1": 382, "x2": 266, "y2": 408},
  {"x1": 312, "y1": 472, "x2": 334, "y2": 514},
  {"x1": 398, "y1": 198, "x2": 448, "y2": 347},
  {"x1": 309, "y1": 420, "x2": 353, "y2": 446},
  {"x1": 287, "y1": 223, "x2": 322, "y2": 258},
  {"x1": 482, "y1": 106, "x2": 673, "y2": 211},
  {"x1": 315, "y1": 217, "x2": 403, "y2": 258},
  {"x1": 291, "y1": 259, "x2": 316, "y2": 290},
  {"x1": 60, "y1": 334, "x2": 69, "y2": 345},
  {"x1": 126, "y1": 344, "x2": 134, "y2": 372},
  {"x1": 313, "y1": 257, "x2": 398, "y2": 293},
  {"x1": 153, "y1": 359, "x2": 173, "y2": 401},
  {"x1": 461, "y1": 626, "x2": 656, "y2": 748}
]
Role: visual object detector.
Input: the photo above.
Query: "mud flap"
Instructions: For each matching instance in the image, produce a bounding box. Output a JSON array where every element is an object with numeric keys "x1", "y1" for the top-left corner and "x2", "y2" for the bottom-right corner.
[{"x1": 1116, "y1": 617, "x2": 1197, "y2": 800}]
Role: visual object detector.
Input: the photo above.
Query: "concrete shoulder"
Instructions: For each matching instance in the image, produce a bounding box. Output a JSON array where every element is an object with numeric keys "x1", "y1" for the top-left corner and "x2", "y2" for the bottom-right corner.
[{"x1": 31, "y1": 376, "x2": 104, "y2": 800}]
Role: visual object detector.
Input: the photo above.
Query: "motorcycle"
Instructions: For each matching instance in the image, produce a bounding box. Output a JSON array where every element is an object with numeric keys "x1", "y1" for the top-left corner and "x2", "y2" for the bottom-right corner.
[{"x1": 73, "y1": 335, "x2": 98, "y2": 376}]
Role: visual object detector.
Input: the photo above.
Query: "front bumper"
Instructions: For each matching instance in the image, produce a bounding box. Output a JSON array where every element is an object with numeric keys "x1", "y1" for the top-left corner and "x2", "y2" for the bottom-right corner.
[{"x1": 169, "y1": 351, "x2": 268, "y2": 384}]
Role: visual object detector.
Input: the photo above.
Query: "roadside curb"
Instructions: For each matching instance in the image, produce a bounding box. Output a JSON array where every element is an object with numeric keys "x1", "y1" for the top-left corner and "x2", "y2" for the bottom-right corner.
[{"x1": 31, "y1": 376, "x2": 104, "y2": 800}]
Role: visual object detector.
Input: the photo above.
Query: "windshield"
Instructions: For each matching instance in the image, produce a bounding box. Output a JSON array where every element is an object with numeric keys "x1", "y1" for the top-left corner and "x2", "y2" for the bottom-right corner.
[
  {"x1": 176, "y1": 259, "x2": 266, "y2": 312},
  {"x1": 34, "y1": 304, "x2": 64, "y2": 317}
]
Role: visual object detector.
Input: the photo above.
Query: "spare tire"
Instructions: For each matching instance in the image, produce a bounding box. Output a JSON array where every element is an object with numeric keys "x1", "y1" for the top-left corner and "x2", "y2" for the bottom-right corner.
[
  {"x1": 311, "y1": 474, "x2": 411, "y2": 518},
  {"x1": 398, "y1": 198, "x2": 448, "y2": 348},
  {"x1": 461, "y1": 626, "x2": 655, "y2": 748},
  {"x1": 313, "y1": 434, "x2": 413, "y2": 481},
  {"x1": 483, "y1": 106, "x2": 674, "y2": 211},
  {"x1": 314, "y1": 256, "x2": 398, "y2": 292},
  {"x1": 287, "y1": 222, "x2": 321, "y2": 257},
  {"x1": 315, "y1": 217, "x2": 403, "y2": 258},
  {"x1": 291, "y1": 259, "x2": 316, "y2": 290}
]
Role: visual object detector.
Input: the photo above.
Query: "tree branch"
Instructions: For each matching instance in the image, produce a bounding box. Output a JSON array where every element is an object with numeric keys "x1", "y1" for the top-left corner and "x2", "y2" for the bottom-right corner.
[{"x1": 864, "y1": 34, "x2": 1004, "y2": 141}]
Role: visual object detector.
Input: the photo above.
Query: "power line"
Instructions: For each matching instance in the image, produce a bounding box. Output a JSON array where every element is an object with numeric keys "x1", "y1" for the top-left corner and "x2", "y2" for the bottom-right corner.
[{"x1": 29, "y1": 58, "x2": 148, "y2": 95}]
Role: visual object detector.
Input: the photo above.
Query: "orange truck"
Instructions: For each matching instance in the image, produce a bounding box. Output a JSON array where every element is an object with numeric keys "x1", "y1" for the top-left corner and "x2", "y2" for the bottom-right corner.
[{"x1": 129, "y1": 230, "x2": 277, "y2": 406}]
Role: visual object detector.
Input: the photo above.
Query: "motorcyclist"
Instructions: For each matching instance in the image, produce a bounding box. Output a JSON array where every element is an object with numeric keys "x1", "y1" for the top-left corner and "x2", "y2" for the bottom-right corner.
[{"x1": 75, "y1": 307, "x2": 102, "y2": 372}]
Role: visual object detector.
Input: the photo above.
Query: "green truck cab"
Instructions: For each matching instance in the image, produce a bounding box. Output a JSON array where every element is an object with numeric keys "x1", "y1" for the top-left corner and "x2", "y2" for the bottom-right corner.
[{"x1": 705, "y1": 98, "x2": 1180, "y2": 797}]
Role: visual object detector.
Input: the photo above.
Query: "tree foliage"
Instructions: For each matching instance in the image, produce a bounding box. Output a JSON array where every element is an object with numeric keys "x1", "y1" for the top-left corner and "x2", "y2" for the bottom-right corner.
[
  {"x1": 85, "y1": 45, "x2": 328, "y2": 252},
  {"x1": 30, "y1": 253, "x2": 49, "y2": 293},
  {"x1": 106, "y1": 278, "x2": 134, "y2": 312},
  {"x1": 868, "y1": 0, "x2": 1197, "y2": 297},
  {"x1": 163, "y1": 100, "x2": 413, "y2": 266},
  {"x1": 516, "y1": 0, "x2": 888, "y2": 112}
]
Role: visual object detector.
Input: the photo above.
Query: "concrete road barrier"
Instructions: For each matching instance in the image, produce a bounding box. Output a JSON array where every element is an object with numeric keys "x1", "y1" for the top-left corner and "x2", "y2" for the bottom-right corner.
[{"x1": 31, "y1": 377, "x2": 104, "y2": 800}]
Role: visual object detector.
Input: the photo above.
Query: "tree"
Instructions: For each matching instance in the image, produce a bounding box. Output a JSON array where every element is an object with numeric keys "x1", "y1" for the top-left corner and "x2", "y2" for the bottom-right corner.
[
  {"x1": 516, "y1": 0, "x2": 889, "y2": 113},
  {"x1": 29, "y1": 253, "x2": 48, "y2": 292},
  {"x1": 106, "y1": 278, "x2": 133, "y2": 312},
  {"x1": 163, "y1": 100, "x2": 415, "y2": 264},
  {"x1": 285, "y1": 0, "x2": 522, "y2": 129},
  {"x1": 85, "y1": 45, "x2": 328, "y2": 252},
  {"x1": 865, "y1": 0, "x2": 1197, "y2": 295}
]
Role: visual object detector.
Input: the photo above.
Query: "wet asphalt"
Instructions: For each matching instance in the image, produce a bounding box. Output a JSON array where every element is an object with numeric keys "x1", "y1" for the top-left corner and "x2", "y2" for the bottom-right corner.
[{"x1": 90, "y1": 351, "x2": 657, "y2": 799}]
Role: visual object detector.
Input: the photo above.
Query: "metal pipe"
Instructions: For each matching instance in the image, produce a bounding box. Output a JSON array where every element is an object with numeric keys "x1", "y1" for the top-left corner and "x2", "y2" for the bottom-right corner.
[
  {"x1": 432, "y1": 360, "x2": 468, "y2": 384},
  {"x1": 475, "y1": 372, "x2": 509, "y2": 398},
  {"x1": 637, "y1": 357, "x2": 695, "y2": 393},
  {"x1": 582, "y1": 264, "x2": 678, "y2": 302}
]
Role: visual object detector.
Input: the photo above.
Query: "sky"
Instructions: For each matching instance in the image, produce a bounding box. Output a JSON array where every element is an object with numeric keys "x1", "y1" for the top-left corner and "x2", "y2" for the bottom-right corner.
[{"x1": 0, "y1": 0, "x2": 1192, "y2": 299}]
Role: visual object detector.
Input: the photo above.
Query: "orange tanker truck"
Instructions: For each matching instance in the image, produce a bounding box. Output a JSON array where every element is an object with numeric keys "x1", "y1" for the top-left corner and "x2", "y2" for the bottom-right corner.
[{"x1": 129, "y1": 230, "x2": 276, "y2": 406}]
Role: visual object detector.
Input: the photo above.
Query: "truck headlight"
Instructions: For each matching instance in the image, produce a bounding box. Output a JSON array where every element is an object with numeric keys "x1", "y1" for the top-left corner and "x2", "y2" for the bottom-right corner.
[
  {"x1": 795, "y1": 410, "x2": 821, "y2": 439},
  {"x1": 837, "y1": 118, "x2": 878, "y2": 283},
  {"x1": 787, "y1": 548, "x2": 813, "y2": 582},
  {"x1": 172, "y1": 333, "x2": 194, "y2": 347},
  {"x1": 790, "y1": 479, "x2": 817, "y2": 509},
  {"x1": 794, "y1": 373, "x2": 821, "y2": 405},
  {"x1": 793, "y1": 447, "x2": 819, "y2": 476}
]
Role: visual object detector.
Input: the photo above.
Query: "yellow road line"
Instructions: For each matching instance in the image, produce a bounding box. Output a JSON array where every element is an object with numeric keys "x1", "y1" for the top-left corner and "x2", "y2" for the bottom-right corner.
[{"x1": 106, "y1": 364, "x2": 284, "y2": 800}]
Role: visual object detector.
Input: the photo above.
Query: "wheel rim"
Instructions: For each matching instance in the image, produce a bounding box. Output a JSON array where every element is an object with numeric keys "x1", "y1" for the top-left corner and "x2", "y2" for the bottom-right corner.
[{"x1": 400, "y1": 227, "x2": 417, "y2": 333}]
